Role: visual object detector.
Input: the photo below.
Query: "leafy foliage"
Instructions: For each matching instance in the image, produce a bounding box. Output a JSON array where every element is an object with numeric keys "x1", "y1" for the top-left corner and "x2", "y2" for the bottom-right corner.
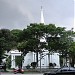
[
  {"x1": 0, "y1": 29, "x2": 13, "y2": 63},
  {"x1": 31, "y1": 62, "x2": 37, "y2": 69},
  {"x1": 0, "y1": 23, "x2": 74, "y2": 67}
]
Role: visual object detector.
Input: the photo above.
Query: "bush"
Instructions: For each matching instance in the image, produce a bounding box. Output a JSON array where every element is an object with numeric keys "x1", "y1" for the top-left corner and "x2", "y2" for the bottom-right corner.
[
  {"x1": 6, "y1": 56, "x2": 11, "y2": 69},
  {"x1": 26, "y1": 64, "x2": 30, "y2": 69},
  {"x1": 49, "y1": 63, "x2": 53, "y2": 67},
  {"x1": 31, "y1": 62, "x2": 37, "y2": 69},
  {"x1": 53, "y1": 63, "x2": 56, "y2": 67},
  {"x1": 49, "y1": 63, "x2": 56, "y2": 68}
]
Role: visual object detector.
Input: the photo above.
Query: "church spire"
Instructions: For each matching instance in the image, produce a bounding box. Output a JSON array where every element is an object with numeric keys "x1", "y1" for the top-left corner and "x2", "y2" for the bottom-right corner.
[{"x1": 41, "y1": 5, "x2": 45, "y2": 24}]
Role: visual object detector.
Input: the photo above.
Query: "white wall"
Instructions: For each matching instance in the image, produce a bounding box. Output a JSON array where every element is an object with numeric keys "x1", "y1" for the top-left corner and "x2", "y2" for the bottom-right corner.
[
  {"x1": 38, "y1": 52, "x2": 60, "y2": 68},
  {"x1": 9, "y1": 50, "x2": 60, "y2": 69},
  {"x1": 23, "y1": 52, "x2": 33, "y2": 67},
  {"x1": 23, "y1": 51, "x2": 60, "y2": 68}
]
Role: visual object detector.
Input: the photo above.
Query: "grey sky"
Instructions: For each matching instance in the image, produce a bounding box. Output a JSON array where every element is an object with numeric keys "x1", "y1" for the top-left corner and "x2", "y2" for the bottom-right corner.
[{"x1": 0, "y1": 0, "x2": 74, "y2": 30}]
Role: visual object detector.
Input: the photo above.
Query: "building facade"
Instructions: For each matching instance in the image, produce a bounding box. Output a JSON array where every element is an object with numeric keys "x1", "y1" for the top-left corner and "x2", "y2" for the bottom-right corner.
[{"x1": 9, "y1": 50, "x2": 60, "y2": 69}]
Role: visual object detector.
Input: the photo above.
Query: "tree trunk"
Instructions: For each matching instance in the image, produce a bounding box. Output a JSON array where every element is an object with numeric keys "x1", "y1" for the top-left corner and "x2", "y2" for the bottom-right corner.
[
  {"x1": 36, "y1": 51, "x2": 38, "y2": 66},
  {"x1": 40, "y1": 53, "x2": 42, "y2": 72},
  {"x1": 71, "y1": 57, "x2": 74, "y2": 67},
  {"x1": 65, "y1": 56, "x2": 67, "y2": 66},
  {"x1": 48, "y1": 51, "x2": 50, "y2": 64},
  {"x1": 48, "y1": 51, "x2": 50, "y2": 68}
]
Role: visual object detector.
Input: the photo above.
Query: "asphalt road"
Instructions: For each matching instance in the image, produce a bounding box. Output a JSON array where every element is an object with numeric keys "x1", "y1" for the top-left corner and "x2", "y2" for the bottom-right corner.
[{"x1": 0, "y1": 73, "x2": 43, "y2": 75}]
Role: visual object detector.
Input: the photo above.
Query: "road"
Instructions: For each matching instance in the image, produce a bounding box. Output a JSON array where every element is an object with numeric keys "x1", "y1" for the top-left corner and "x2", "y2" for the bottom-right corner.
[{"x1": 0, "y1": 73, "x2": 43, "y2": 75}]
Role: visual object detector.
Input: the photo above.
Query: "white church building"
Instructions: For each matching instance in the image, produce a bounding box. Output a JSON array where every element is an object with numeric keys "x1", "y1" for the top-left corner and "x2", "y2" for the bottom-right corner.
[
  {"x1": 9, "y1": 50, "x2": 60, "y2": 69},
  {"x1": 7, "y1": 5, "x2": 60, "y2": 69}
]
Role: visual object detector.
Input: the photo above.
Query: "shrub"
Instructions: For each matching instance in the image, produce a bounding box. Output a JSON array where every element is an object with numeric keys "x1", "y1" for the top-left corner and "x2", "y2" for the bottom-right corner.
[
  {"x1": 31, "y1": 62, "x2": 37, "y2": 69},
  {"x1": 49, "y1": 63, "x2": 56, "y2": 68},
  {"x1": 26, "y1": 64, "x2": 30, "y2": 69},
  {"x1": 49, "y1": 63, "x2": 53, "y2": 67}
]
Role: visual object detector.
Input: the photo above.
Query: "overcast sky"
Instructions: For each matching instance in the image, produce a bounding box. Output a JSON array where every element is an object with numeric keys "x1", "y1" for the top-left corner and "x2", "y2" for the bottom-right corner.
[{"x1": 0, "y1": 0, "x2": 74, "y2": 30}]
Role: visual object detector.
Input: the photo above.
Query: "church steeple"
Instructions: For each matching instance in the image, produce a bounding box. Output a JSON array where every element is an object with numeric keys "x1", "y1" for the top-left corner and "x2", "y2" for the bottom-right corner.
[{"x1": 41, "y1": 5, "x2": 45, "y2": 24}]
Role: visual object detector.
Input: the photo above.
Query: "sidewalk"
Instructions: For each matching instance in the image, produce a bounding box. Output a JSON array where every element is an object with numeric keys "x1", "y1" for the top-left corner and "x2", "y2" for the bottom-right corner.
[{"x1": 3, "y1": 68, "x2": 57, "y2": 74}]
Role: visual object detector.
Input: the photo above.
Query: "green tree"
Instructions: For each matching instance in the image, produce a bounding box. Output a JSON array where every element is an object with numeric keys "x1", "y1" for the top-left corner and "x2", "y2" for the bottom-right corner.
[
  {"x1": 15, "y1": 56, "x2": 23, "y2": 67},
  {"x1": 17, "y1": 23, "x2": 74, "y2": 67},
  {"x1": 17, "y1": 23, "x2": 46, "y2": 66},
  {"x1": 11, "y1": 29, "x2": 22, "y2": 49},
  {"x1": 69, "y1": 42, "x2": 75, "y2": 67},
  {"x1": 0, "y1": 29, "x2": 14, "y2": 64}
]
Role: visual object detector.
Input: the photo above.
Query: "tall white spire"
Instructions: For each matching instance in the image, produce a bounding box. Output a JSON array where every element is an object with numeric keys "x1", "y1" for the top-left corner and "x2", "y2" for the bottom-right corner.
[{"x1": 41, "y1": 6, "x2": 45, "y2": 24}]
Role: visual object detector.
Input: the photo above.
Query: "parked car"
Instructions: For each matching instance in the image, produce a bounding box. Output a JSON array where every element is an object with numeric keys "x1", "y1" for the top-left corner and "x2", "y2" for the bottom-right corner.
[
  {"x1": 43, "y1": 67, "x2": 75, "y2": 75},
  {"x1": 13, "y1": 68, "x2": 24, "y2": 74}
]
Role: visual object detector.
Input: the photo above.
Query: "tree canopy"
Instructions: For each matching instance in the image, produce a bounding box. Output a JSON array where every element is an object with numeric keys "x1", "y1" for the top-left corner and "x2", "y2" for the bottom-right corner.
[{"x1": 0, "y1": 23, "x2": 75, "y2": 67}]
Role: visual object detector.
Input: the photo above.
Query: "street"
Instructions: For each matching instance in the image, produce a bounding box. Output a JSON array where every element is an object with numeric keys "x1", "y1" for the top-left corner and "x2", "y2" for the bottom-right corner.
[{"x1": 0, "y1": 72, "x2": 43, "y2": 75}]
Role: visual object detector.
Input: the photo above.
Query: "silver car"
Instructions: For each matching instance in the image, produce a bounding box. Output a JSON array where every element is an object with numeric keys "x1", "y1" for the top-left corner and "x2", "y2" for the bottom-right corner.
[{"x1": 43, "y1": 67, "x2": 75, "y2": 75}]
